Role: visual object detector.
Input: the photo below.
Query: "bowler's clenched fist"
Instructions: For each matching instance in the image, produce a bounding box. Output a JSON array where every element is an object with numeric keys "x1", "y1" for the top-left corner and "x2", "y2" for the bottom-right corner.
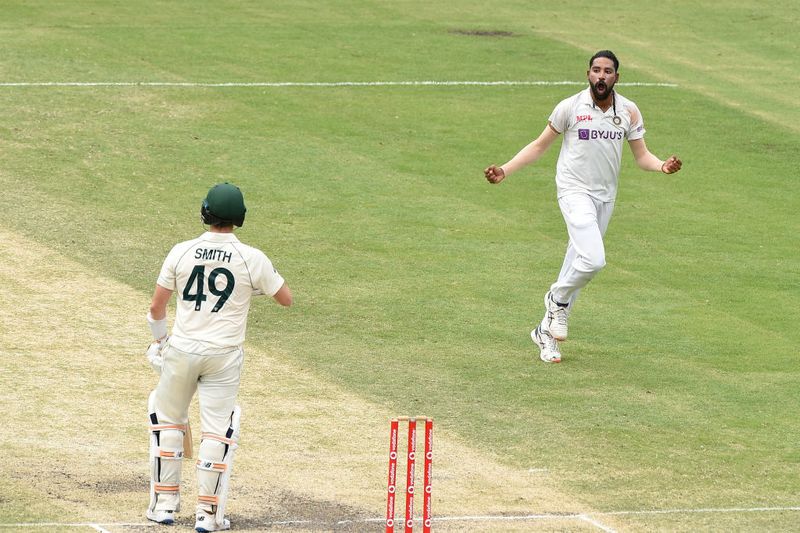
[
  {"x1": 485, "y1": 165, "x2": 506, "y2": 184},
  {"x1": 661, "y1": 155, "x2": 682, "y2": 174}
]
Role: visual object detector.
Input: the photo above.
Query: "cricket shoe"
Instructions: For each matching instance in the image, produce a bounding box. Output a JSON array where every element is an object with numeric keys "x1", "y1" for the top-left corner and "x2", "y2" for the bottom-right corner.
[
  {"x1": 531, "y1": 325, "x2": 561, "y2": 363},
  {"x1": 195, "y1": 511, "x2": 230, "y2": 532},
  {"x1": 146, "y1": 509, "x2": 175, "y2": 525},
  {"x1": 544, "y1": 291, "x2": 569, "y2": 341}
]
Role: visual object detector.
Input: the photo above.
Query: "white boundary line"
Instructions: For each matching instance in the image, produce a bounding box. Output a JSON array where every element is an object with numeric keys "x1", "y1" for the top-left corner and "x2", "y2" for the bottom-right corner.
[
  {"x1": 0, "y1": 80, "x2": 678, "y2": 88},
  {"x1": 3, "y1": 507, "x2": 799, "y2": 530}
]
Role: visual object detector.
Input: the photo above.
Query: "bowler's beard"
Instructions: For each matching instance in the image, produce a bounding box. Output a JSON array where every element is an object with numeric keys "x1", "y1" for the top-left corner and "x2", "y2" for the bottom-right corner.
[{"x1": 590, "y1": 80, "x2": 614, "y2": 101}]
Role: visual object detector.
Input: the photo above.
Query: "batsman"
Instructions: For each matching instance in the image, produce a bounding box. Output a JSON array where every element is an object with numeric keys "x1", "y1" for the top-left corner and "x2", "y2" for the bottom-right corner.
[{"x1": 144, "y1": 183, "x2": 292, "y2": 531}]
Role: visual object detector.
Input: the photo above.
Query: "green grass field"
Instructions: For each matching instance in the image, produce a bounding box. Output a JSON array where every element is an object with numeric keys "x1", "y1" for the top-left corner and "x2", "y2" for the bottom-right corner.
[{"x1": 2, "y1": 1, "x2": 799, "y2": 531}]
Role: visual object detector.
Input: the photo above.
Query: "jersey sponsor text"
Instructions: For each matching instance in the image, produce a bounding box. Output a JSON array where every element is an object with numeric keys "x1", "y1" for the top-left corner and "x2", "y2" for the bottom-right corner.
[{"x1": 578, "y1": 128, "x2": 624, "y2": 141}]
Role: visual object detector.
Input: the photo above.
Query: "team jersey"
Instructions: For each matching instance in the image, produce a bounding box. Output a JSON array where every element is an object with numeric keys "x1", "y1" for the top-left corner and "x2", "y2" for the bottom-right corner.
[
  {"x1": 548, "y1": 88, "x2": 645, "y2": 202},
  {"x1": 157, "y1": 231, "x2": 285, "y2": 355}
]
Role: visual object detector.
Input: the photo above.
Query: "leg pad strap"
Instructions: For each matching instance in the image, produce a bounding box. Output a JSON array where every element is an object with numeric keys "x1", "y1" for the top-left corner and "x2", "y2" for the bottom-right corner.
[
  {"x1": 154, "y1": 483, "x2": 180, "y2": 494},
  {"x1": 198, "y1": 494, "x2": 219, "y2": 506}
]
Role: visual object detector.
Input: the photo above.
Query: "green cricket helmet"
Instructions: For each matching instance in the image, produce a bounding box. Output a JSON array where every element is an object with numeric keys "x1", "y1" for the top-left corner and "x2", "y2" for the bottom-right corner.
[{"x1": 201, "y1": 182, "x2": 246, "y2": 227}]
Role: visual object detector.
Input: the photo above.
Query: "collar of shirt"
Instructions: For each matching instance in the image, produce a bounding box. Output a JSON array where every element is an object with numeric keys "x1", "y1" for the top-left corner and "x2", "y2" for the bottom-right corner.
[
  {"x1": 201, "y1": 231, "x2": 240, "y2": 243},
  {"x1": 579, "y1": 87, "x2": 615, "y2": 115}
]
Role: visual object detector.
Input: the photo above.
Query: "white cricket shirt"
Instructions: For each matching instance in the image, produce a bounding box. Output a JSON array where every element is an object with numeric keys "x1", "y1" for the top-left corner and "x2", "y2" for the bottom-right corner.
[
  {"x1": 548, "y1": 88, "x2": 645, "y2": 202},
  {"x1": 157, "y1": 231, "x2": 285, "y2": 355}
]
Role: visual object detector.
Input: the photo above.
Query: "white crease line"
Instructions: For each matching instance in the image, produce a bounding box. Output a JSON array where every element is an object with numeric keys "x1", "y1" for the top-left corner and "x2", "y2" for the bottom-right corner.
[
  {"x1": 425, "y1": 513, "x2": 585, "y2": 522},
  {"x1": 0, "y1": 524, "x2": 152, "y2": 529},
  {"x1": 0, "y1": 80, "x2": 678, "y2": 88},
  {"x1": 578, "y1": 514, "x2": 617, "y2": 532},
  {"x1": 4, "y1": 507, "x2": 798, "y2": 529}
]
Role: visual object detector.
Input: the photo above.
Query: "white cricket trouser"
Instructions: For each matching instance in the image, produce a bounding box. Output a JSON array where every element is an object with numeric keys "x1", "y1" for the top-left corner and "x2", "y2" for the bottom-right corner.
[
  {"x1": 549, "y1": 192, "x2": 615, "y2": 308},
  {"x1": 151, "y1": 346, "x2": 243, "y2": 511},
  {"x1": 155, "y1": 346, "x2": 243, "y2": 435}
]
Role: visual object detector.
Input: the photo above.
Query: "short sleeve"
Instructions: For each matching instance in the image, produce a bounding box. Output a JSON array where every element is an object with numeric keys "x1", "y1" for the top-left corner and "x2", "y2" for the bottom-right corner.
[
  {"x1": 251, "y1": 251, "x2": 285, "y2": 297},
  {"x1": 548, "y1": 98, "x2": 572, "y2": 134},
  {"x1": 626, "y1": 102, "x2": 646, "y2": 141},
  {"x1": 156, "y1": 246, "x2": 179, "y2": 290}
]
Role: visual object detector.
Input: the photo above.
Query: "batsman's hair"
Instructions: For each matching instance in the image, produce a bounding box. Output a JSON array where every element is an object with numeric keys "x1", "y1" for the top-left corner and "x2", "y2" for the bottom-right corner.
[{"x1": 589, "y1": 50, "x2": 619, "y2": 72}]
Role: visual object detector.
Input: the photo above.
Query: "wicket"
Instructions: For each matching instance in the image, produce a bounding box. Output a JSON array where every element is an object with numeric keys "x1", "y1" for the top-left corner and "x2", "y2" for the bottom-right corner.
[{"x1": 386, "y1": 416, "x2": 433, "y2": 532}]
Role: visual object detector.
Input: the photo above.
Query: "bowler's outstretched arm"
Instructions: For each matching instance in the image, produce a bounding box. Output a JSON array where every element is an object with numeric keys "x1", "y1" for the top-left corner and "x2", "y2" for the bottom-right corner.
[
  {"x1": 485, "y1": 123, "x2": 560, "y2": 184},
  {"x1": 628, "y1": 138, "x2": 682, "y2": 174}
]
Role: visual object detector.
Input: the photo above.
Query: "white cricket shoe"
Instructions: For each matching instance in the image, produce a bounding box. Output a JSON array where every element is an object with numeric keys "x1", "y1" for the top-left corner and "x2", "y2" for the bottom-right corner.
[
  {"x1": 531, "y1": 326, "x2": 562, "y2": 363},
  {"x1": 544, "y1": 291, "x2": 569, "y2": 341},
  {"x1": 195, "y1": 511, "x2": 230, "y2": 532},
  {"x1": 146, "y1": 509, "x2": 175, "y2": 525}
]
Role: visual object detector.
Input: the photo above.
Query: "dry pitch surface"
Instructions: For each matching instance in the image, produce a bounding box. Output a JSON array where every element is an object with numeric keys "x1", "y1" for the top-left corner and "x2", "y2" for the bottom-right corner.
[{"x1": 0, "y1": 228, "x2": 613, "y2": 531}]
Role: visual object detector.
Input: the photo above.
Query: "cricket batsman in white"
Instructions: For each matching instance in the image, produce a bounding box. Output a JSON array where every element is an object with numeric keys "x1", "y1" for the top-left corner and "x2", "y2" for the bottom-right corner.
[
  {"x1": 485, "y1": 50, "x2": 682, "y2": 363},
  {"x1": 144, "y1": 182, "x2": 292, "y2": 531}
]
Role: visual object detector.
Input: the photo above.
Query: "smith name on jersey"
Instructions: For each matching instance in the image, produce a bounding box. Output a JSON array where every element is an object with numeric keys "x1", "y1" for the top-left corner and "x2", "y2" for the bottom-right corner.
[{"x1": 157, "y1": 232, "x2": 284, "y2": 355}]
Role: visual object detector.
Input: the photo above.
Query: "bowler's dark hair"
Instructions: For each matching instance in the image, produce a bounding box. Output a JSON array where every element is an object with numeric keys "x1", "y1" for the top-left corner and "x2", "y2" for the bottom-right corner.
[{"x1": 589, "y1": 50, "x2": 619, "y2": 72}]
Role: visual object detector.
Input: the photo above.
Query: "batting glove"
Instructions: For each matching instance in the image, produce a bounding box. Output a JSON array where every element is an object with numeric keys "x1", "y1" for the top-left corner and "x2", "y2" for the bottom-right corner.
[{"x1": 145, "y1": 337, "x2": 168, "y2": 374}]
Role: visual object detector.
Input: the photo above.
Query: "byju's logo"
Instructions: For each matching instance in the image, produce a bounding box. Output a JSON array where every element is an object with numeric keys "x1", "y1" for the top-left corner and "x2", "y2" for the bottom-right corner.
[{"x1": 578, "y1": 129, "x2": 623, "y2": 141}]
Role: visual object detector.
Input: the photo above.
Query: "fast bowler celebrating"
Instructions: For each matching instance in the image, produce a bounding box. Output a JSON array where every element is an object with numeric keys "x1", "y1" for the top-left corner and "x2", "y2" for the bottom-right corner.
[
  {"x1": 144, "y1": 182, "x2": 292, "y2": 531},
  {"x1": 484, "y1": 50, "x2": 682, "y2": 364}
]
